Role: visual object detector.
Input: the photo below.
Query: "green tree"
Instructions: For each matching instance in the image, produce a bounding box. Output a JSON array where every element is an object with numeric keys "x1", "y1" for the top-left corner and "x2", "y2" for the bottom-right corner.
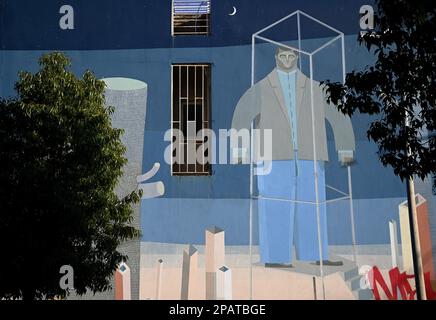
[
  {"x1": 0, "y1": 52, "x2": 141, "y2": 300},
  {"x1": 322, "y1": 0, "x2": 435, "y2": 299},
  {"x1": 323, "y1": 0, "x2": 436, "y2": 182}
]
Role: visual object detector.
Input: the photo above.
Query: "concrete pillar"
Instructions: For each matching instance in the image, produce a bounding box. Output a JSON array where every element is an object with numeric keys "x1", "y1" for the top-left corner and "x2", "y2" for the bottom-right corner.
[
  {"x1": 389, "y1": 220, "x2": 399, "y2": 268},
  {"x1": 155, "y1": 259, "x2": 163, "y2": 300},
  {"x1": 181, "y1": 245, "x2": 198, "y2": 300},
  {"x1": 115, "y1": 262, "x2": 131, "y2": 300},
  {"x1": 205, "y1": 226, "x2": 225, "y2": 300},
  {"x1": 103, "y1": 78, "x2": 148, "y2": 300},
  {"x1": 216, "y1": 266, "x2": 232, "y2": 300},
  {"x1": 399, "y1": 194, "x2": 435, "y2": 282}
]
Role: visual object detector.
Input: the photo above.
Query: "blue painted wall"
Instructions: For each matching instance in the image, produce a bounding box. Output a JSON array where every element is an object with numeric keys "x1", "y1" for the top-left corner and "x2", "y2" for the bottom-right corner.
[
  {"x1": 1, "y1": 0, "x2": 422, "y2": 246},
  {"x1": 141, "y1": 197, "x2": 406, "y2": 246},
  {"x1": 0, "y1": 39, "x2": 406, "y2": 201},
  {"x1": 1, "y1": 0, "x2": 374, "y2": 50}
]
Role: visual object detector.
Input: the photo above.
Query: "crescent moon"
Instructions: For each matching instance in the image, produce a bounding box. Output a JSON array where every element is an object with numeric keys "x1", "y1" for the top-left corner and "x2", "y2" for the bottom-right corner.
[{"x1": 229, "y1": 6, "x2": 237, "y2": 16}]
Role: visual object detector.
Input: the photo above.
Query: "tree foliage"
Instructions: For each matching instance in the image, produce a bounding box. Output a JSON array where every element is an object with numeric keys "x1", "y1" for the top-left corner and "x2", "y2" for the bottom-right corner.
[
  {"x1": 0, "y1": 52, "x2": 141, "y2": 300},
  {"x1": 323, "y1": 0, "x2": 436, "y2": 181}
]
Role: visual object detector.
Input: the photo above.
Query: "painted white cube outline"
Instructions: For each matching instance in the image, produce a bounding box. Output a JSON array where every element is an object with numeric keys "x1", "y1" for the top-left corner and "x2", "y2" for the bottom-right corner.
[
  {"x1": 252, "y1": 10, "x2": 346, "y2": 87},
  {"x1": 250, "y1": 10, "x2": 356, "y2": 301}
]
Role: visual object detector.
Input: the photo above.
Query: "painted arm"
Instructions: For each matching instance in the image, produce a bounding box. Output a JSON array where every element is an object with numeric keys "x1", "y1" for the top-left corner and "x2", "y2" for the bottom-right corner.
[
  {"x1": 136, "y1": 162, "x2": 165, "y2": 198},
  {"x1": 231, "y1": 85, "x2": 261, "y2": 163},
  {"x1": 322, "y1": 87, "x2": 356, "y2": 165},
  {"x1": 136, "y1": 162, "x2": 160, "y2": 183}
]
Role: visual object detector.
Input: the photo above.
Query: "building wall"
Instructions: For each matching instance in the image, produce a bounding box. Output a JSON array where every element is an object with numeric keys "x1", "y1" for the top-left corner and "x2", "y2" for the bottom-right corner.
[{"x1": 2, "y1": 0, "x2": 435, "y2": 299}]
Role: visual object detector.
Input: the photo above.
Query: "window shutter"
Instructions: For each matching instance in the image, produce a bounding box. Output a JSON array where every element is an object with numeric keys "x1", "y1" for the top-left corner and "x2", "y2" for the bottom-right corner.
[{"x1": 172, "y1": 0, "x2": 211, "y2": 36}]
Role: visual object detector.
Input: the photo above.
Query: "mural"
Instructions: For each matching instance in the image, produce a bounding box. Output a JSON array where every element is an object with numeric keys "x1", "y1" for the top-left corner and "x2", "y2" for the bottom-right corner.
[
  {"x1": 137, "y1": 7, "x2": 436, "y2": 301},
  {"x1": 1, "y1": 0, "x2": 435, "y2": 300},
  {"x1": 232, "y1": 46, "x2": 355, "y2": 267}
]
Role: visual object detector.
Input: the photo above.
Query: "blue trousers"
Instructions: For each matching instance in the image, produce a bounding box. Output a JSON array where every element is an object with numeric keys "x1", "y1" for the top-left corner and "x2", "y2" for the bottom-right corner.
[{"x1": 257, "y1": 160, "x2": 329, "y2": 264}]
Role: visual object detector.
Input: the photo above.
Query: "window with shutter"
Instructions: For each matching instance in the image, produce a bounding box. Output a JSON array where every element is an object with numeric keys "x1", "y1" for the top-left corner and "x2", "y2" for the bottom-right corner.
[{"x1": 172, "y1": 0, "x2": 211, "y2": 36}]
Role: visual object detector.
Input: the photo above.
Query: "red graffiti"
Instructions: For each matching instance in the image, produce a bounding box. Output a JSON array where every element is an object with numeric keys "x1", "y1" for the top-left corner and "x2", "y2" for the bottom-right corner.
[
  {"x1": 369, "y1": 266, "x2": 436, "y2": 300},
  {"x1": 424, "y1": 272, "x2": 436, "y2": 300}
]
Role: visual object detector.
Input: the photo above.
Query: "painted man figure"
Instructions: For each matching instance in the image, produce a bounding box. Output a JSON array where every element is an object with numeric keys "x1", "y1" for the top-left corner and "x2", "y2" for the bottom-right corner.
[{"x1": 232, "y1": 47, "x2": 355, "y2": 266}]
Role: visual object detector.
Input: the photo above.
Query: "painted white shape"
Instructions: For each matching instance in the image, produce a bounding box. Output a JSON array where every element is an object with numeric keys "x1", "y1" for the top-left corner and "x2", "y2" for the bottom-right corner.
[
  {"x1": 102, "y1": 77, "x2": 147, "y2": 91},
  {"x1": 181, "y1": 245, "x2": 199, "y2": 300},
  {"x1": 205, "y1": 226, "x2": 225, "y2": 300},
  {"x1": 137, "y1": 163, "x2": 165, "y2": 199},
  {"x1": 137, "y1": 163, "x2": 160, "y2": 183},
  {"x1": 216, "y1": 266, "x2": 232, "y2": 300},
  {"x1": 115, "y1": 262, "x2": 131, "y2": 300},
  {"x1": 229, "y1": 6, "x2": 237, "y2": 16},
  {"x1": 399, "y1": 200, "x2": 414, "y2": 273},
  {"x1": 389, "y1": 220, "x2": 399, "y2": 268},
  {"x1": 139, "y1": 181, "x2": 165, "y2": 199},
  {"x1": 155, "y1": 259, "x2": 163, "y2": 300}
]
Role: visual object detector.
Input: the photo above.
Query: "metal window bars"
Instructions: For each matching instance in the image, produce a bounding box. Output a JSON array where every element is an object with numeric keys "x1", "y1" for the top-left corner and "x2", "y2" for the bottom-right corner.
[{"x1": 171, "y1": 64, "x2": 211, "y2": 175}]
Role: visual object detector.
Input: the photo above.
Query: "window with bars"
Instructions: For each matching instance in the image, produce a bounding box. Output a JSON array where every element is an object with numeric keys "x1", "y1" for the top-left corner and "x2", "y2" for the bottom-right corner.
[
  {"x1": 172, "y1": 0, "x2": 211, "y2": 36},
  {"x1": 172, "y1": 64, "x2": 212, "y2": 176}
]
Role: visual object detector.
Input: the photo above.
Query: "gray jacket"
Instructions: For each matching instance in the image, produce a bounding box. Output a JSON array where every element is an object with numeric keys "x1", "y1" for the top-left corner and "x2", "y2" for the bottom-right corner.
[{"x1": 231, "y1": 68, "x2": 355, "y2": 161}]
